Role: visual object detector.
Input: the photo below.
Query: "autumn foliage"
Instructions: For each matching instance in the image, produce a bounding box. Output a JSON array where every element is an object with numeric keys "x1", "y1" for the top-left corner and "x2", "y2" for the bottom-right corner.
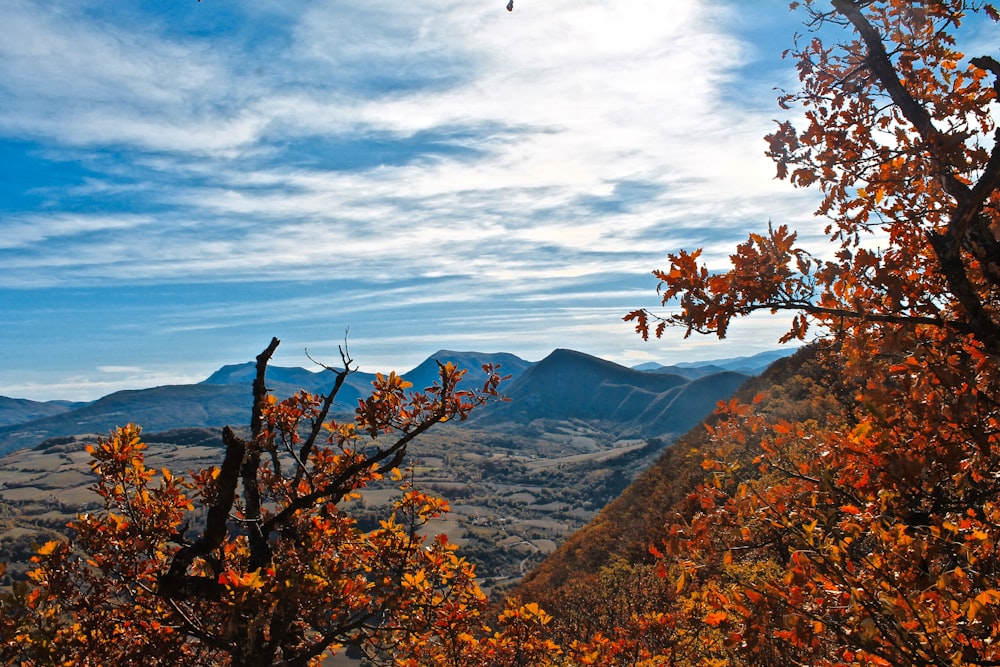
[
  {"x1": 6, "y1": 1, "x2": 1000, "y2": 665},
  {"x1": 0, "y1": 338, "x2": 514, "y2": 666},
  {"x1": 615, "y1": 0, "x2": 1000, "y2": 664}
]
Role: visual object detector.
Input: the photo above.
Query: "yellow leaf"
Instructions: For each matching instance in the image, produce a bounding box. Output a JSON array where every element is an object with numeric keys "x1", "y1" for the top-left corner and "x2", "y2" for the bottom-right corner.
[
  {"x1": 976, "y1": 589, "x2": 1000, "y2": 605},
  {"x1": 241, "y1": 569, "x2": 266, "y2": 590},
  {"x1": 404, "y1": 570, "x2": 426, "y2": 588},
  {"x1": 850, "y1": 422, "x2": 873, "y2": 444}
]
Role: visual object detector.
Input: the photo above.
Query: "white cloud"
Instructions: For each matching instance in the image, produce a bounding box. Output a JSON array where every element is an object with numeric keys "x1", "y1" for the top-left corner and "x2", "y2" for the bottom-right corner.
[{"x1": 0, "y1": 0, "x2": 827, "y2": 399}]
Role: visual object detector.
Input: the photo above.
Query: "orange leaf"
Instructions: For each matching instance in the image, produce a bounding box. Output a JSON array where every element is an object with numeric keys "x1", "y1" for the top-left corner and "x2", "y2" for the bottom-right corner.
[
  {"x1": 37, "y1": 540, "x2": 60, "y2": 556},
  {"x1": 704, "y1": 611, "x2": 727, "y2": 627}
]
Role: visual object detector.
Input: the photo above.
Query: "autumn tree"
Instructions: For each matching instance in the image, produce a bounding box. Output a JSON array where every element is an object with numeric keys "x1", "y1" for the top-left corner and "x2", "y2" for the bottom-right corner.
[
  {"x1": 629, "y1": 0, "x2": 1000, "y2": 351},
  {"x1": 0, "y1": 337, "x2": 512, "y2": 667},
  {"x1": 626, "y1": 1, "x2": 1000, "y2": 665}
]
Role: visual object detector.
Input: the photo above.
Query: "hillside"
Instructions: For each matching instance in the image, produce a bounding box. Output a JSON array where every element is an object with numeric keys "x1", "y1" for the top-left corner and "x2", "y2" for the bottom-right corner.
[
  {"x1": 511, "y1": 345, "x2": 846, "y2": 609},
  {"x1": 0, "y1": 397, "x2": 78, "y2": 428},
  {"x1": 0, "y1": 385, "x2": 251, "y2": 456}
]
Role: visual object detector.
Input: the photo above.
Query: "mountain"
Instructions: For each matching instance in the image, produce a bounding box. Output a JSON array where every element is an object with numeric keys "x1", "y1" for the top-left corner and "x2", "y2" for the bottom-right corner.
[
  {"x1": 401, "y1": 351, "x2": 534, "y2": 390},
  {"x1": 0, "y1": 397, "x2": 82, "y2": 428},
  {"x1": 202, "y1": 362, "x2": 376, "y2": 408},
  {"x1": 633, "y1": 348, "x2": 797, "y2": 378},
  {"x1": 0, "y1": 384, "x2": 251, "y2": 456},
  {"x1": 202, "y1": 362, "x2": 346, "y2": 390},
  {"x1": 511, "y1": 345, "x2": 832, "y2": 606},
  {"x1": 200, "y1": 350, "x2": 530, "y2": 400},
  {"x1": 0, "y1": 347, "x2": 779, "y2": 456},
  {"x1": 470, "y1": 349, "x2": 750, "y2": 438},
  {"x1": 0, "y1": 351, "x2": 533, "y2": 456}
]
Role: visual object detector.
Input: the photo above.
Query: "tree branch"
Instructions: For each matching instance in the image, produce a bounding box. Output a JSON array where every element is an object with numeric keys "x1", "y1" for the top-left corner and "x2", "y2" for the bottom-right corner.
[
  {"x1": 159, "y1": 425, "x2": 245, "y2": 601},
  {"x1": 246, "y1": 337, "x2": 281, "y2": 572},
  {"x1": 260, "y1": 406, "x2": 449, "y2": 539},
  {"x1": 832, "y1": 0, "x2": 1000, "y2": 352},
  {"x1": 293, "y1": 344, "x2": 355, "y2": 492}
]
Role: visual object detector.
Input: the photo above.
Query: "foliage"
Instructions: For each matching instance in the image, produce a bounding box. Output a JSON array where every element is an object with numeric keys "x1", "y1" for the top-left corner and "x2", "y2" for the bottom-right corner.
[
  {"x1": 6, "y1": 1, "x2": 1000, "y2": 665},
  {"x1": 617, "y1": 0, "x2": 1000, "y2": 665},
  {"x1": 628, "y1": 0, "x2": 1000, "y2": 353},
  {"x1": 510, "y1": 347, "x2": 850, "y2": 666},
  {"x1": 0, "y1": 337, "x2": 513, "y2": 667}
]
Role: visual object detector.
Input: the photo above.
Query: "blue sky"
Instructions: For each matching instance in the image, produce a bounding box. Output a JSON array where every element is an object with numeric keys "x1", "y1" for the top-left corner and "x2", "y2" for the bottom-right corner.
[{"x1": 1, "y1": 0, "x2": 835, "y2": 401}]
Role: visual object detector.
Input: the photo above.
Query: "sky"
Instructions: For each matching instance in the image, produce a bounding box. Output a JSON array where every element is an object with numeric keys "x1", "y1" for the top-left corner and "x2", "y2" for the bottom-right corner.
[{"x1": 0, "y1": 0, "x2": 844, "y2": 401}]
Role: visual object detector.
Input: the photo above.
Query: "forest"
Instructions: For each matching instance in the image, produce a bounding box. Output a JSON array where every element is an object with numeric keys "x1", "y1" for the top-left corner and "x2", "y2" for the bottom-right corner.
[{"x1": 4, "y1": 0, "x2": 1000, "y2": 665}]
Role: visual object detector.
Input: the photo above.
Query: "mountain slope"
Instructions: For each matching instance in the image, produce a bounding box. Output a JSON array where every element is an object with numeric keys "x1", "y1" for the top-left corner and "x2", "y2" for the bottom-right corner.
[
  {"x1": 472, "y1": 349, "x2": 749, "y2": 438},
  {"x1": 0, "y1": 397, "x2": 79, "y2": 428},
  {"x1": 511, "y1": 345, "x2": 837, "y2": 603},
  {"x1": 0, "y1": 385, "x2": 251, "y2": 456}
]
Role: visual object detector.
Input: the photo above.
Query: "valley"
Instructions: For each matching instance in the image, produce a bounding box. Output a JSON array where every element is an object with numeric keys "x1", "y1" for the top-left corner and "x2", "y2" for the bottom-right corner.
[
  {"x1": 0, "y1": 422, "x2": 666, "y2": 595},
  {"x1": 0, "y1": 347, "x2": 788, "y2": 592}
]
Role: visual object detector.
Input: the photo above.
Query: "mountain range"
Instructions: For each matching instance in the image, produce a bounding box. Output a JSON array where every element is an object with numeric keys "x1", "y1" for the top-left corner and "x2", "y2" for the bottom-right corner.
[
  {"x1": 0, "y1": 348, "x2": 792, "y2": 457},
  {"x1": 471, "y1": 349, "x2": 751, "y2": 438}
]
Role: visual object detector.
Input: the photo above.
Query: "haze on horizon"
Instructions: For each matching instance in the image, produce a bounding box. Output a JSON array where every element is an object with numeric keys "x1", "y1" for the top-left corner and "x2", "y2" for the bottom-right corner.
[{"x1": 0, "y1": 0, "x2": 850, "y2": 402}]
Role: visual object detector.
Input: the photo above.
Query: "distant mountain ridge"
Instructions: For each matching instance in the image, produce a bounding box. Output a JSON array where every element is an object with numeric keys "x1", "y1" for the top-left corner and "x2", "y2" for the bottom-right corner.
[
  {"x1": 472, "y1": 349, "x2": 750, "y2": 438},
  {"x1": 631, "y1": 348, "x2": 796, "y2": 378},
  {"x1": 200, "y1": 351, "x2": 533, "y2": 404},
  {"x1": 0, "y1": 348, "x2": 782, "y2": 456},
  {"x1": 0, "y1": 397, "x2": 82, "y2": 428},
  {"x1": 0, "y1": 350, "x2": 535, "y2": 456}
]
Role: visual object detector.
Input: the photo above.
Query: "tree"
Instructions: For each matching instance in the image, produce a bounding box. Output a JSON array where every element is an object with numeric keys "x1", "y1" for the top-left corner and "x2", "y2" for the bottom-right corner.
[
  {"x1": 627, "y1": 1, "x2": 1000, "y2": 665},
  {"x1": 0, "y1": 337, "x2": 509, "y2": 666},
  {"x1": 628, "y1": 0, "x2": 1000, "y2": 352}
]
